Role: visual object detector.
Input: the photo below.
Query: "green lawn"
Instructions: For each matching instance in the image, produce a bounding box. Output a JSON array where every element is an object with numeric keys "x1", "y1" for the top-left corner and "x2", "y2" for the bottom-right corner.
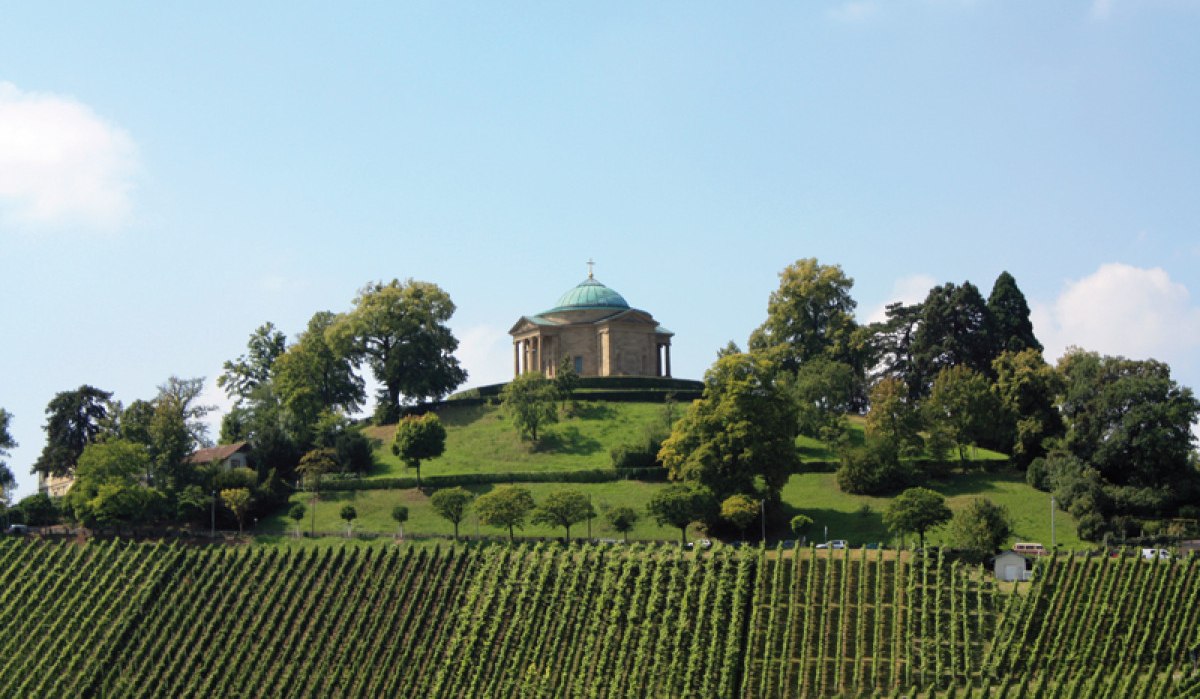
[
  {"x1": 260, "y1": 480, "x2": 704, "y2": 542},
  {"x1": 363, "y1": 402, "x2": 669, "y2": 478},
  {"x1": 782, "y1": 470, "x2": 1083, "y2": 550}
]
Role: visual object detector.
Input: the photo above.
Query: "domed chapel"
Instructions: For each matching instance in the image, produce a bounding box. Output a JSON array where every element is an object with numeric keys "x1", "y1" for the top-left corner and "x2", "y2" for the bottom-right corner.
[{"x1": 509, "y1": 263, "x2": 674, "y2": 378}]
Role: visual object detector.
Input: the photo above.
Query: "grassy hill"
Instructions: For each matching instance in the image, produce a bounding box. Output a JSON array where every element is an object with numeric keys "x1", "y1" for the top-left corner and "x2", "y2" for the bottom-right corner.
[
  {"x1": 1, "y1": 538, "x2": 1195, "y2": 697},
  {"x1": 282, "y1": 401, "x2": 1078, "y2": 548}
]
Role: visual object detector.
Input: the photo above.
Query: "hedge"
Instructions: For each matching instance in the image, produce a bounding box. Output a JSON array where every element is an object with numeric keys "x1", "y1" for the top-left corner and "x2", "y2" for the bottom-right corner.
[{"x1": 321, "y1": 467, "x2": 670, "y2": 492}]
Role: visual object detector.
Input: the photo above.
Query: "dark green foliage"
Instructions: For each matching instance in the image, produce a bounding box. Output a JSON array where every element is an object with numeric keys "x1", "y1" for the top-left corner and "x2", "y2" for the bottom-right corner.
[
  {"x1": 474, "y1": 485, "x2": 536, "y2": 541},
  {"x1": 836, "y1": 437, "x2": 915, "y2": 495},
  {"x1": 327, "y1": 279, "x2": 467, "y2": 422},
  {"x1": 647, "y1": 483, "x2": 715, "y2": 545},
  {"x1": 986, "y1": 271, "x2": 1042, "y2": 354},
  {"x1": 288, "y1": 502, "x2": 306, "y2": 523},
  {"x1": 788, "y1": 357, "x2": 857, "y2": 445},
  {"x1": 749, "y1": 258, "x2": 861, "y2": 372},
  {"x1": 1058, "y1": 350, "x2": 1200, "y2": 507},
  {"x1": 500, "y1": 373, "x2": 559, "y2": 442},
  {"x1": 33, "y1": 385, "x2": 112, "y2": 477},
  {"x1": 11, "y1": 491, "x2": 59, "y2": 526},
  {"x1": 659, "y1": 352, "x2": 799, "y2": 504},
  {"x1": 531, "y1": 488, "x2": 595, "y2": 540},
  {"x1": 923, "y1": 366, "x2": 1003, "y2": 462},
  {"x1": 0, "y1": 408, "x2": 14, "y2": 502},
  {"x1": 883, "y1": 487, "x2": 951, "y2": 547},
  {"x1": 991, "y1": 349, "x2": 1064, "y2": 467},
  {"x1": 319, "y1": 466, "x2": 668, "y2": 492},
  {"x1": 339, "y1": 504, "x2": 357, "y2": 524},
  {"x1": 391, "y1": 413, "x2": 446, "y2": 487},
  {"x1": 429, "y1": 486, "x2": 472, "y2": 539},
  {"x1": 909, "y1": 282, "x2": 996, "y2": 394},
  {"x1": 946, "y1": 498, "x2": 1012, "y2": 560},
  {"x1": 603, "y1": 505, "x2": 639, "y2": 542}
]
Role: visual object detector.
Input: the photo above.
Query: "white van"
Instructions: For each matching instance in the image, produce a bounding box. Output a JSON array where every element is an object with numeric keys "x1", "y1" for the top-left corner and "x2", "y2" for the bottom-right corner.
[
  {"x1": 1013, "y1": 542, "x2": 1048, "y2": 556},
  {"x1": 1141, "y1": 548, "x2": 1171, "y2": 560}
]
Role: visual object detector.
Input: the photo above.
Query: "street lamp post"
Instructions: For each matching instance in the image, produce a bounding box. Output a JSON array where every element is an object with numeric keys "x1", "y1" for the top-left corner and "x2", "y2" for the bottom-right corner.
[{"x1": 1051, "y1": 496, "x2": 1056, "y2": 550}]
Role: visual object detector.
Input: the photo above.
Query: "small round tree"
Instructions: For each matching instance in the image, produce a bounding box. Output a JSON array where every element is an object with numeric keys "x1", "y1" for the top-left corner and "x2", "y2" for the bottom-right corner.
[
  {"x1": 392, "y1": 413, "x2": 447, "y2": 488},
  {"x1": 948, "y1": 497, "x2": 1013, "y2": 562},
  {"x1": 647, "y1": 484, "x2": 713, "y2": 548},
  {"x1": 605, "y1": 506, "x2": 639, "y2": 544},
  {"x1": 721, "y1": 494, "x2": 760, "y2": 541},
  {"x1": 340, "y1": 504, "x2": 358, "y2": 537},
  {"x1": 219, "y1": 488, "x2": 253, "y2": 535},
  {"x1": 884, "y1": 487, "x2": 952, "y2": 549},
  {"x1": 475, "y1": 486, "x2": 536, "y2": 543},
  {"x1": 391, "y1": 505, "x2": 409, "y2": 540},
  {"x1": 288, "y1": 503, "x2": 306, "y2": 538},
  {"x1": 531, "y1": 489, "x2": 595, "y2": 542},
  {"x1": 430, "y1": 487, "x2": 472, "y2": 541}
]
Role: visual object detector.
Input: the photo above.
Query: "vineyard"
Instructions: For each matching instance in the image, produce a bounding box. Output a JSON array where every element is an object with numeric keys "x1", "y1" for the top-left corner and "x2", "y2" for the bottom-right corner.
[{"x1": 0, "y1": 539, "x2": 1197, "y2": 698}]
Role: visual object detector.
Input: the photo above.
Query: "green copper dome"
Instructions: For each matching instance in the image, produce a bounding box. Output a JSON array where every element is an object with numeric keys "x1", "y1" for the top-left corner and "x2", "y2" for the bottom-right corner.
[{"x1": 548, "y1": 277, "x2": 630, "y2": 312}]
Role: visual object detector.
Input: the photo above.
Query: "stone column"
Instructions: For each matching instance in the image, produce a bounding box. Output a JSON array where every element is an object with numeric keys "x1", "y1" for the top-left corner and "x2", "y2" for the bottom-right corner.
[
  {"x1": 665, "y1": 344, "x2": 671, "y2": 378},
  {"x1": 536, "y1": 335, "x2": 543, "y2": 374},
  {"x1": 656, "y1": 344, "x2": 663, "y2": 377},
  {"x1": 514, "y1": 341, "x2": 520, "y2": 377}
]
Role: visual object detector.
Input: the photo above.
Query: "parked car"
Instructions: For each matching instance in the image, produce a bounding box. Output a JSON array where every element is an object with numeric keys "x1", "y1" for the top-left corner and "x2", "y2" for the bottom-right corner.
[
  {"x1": 1141, "y1": 548, "x2": 1171, "y2": 560},
  {"x1": 1013, "y1": 542, "x2": 1049, "y2": 556},
  {"x1": 4, "y1": 524, "x2": 29, "y2": 535},
  {"x1": 816, "y1": 540, "x2": 848, "y2": 550},
  {"x1": 698, "y1": 539, "x2": 712, "y2": 550}
]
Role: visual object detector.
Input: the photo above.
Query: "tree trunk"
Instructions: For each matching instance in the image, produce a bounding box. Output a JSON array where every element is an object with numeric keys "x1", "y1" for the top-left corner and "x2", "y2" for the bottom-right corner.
[
  {"x1": 508, "y1": 525, "x2": 515, "y2": 543},
  {"x1": 416, "y1": 463, "x2": 422, "y2": 489},
  {"x1": 565, "y1": 525, "x2": 571, "y2": 543},
  {"x1": 453, "y1": 521, "x2": 459, "y2": 541},
  {"x1": 680, "y1": 527, "x2": 687, "y2": 548}
]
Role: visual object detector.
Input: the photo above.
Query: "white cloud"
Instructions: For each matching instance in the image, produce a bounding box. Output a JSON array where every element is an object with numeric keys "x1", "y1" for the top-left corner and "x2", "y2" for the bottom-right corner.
[
  {"x1": 1031, "y1": 263, "x2": 1200, "y2": 365},
  {"x1": 828, "y1": 1, "x2": 881, "y2": 22},
  {"x1": 0, "y1": 81, "x2": 138, "y2": 231},
  {"x1": 453, "y1": 324, "x2": 513, "y2": 389},
  {"x1": 864, "y1": 274, "x2": 937, "y2": 323}
]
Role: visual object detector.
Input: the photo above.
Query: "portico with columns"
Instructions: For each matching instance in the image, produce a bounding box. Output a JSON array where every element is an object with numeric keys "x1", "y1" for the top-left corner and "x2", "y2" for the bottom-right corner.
[{"x1": 509, "y1": 265, "x2": 674, "y2": 379}]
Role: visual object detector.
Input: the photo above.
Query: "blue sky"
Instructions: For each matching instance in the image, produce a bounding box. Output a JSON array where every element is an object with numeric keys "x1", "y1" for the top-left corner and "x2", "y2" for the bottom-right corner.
[{"x1": 3, "y1": 1, "x2": 1199, "y2": 499}]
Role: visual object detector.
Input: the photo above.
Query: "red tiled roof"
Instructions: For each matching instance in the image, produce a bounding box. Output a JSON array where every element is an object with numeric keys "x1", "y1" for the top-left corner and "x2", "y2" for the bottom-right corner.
[{"x1": 187, "y1": 441, "x2": 250, "y2": 464}]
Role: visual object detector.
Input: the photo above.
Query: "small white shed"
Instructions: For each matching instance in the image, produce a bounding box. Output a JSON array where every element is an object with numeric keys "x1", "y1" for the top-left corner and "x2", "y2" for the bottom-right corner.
[{"x1": 994, "y1": 551, "x2": 1032, "y2": 582}]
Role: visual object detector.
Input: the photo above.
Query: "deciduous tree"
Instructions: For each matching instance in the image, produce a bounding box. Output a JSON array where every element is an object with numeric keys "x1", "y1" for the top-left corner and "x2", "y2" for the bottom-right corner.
[
  {"x1": 391, "y1": 505, "x2": 409, "y2": 539},
  {"x1": 531, "y1": 489, "x2": 595, "y2": 542},
  {"x1": 884, "y1": 487, "x2": 951, "y2": 548},
  {"x1": 647, "y1": 484, "x2": 714, "y2": 547},
  {"x1": 339, "y1": 504, "x2": 357, "y2": 536},
  {"x1": 475, "y1": 485, "x2": 535, "y2": 543},
  {"x1": 748, "y1": 258, "x2": 861, "y2": 372},
  {"x1": 0, "y1": 409, "x2": 16, "y2": 507},
  {"x1": 218, "y1": 322, "x2": 287, "y2": 404},
  {"x1": 991, "y1": 349, "x2": 1064, "y2": 467},
  {"x1": 430, "y1": 487, "x2": 472, "y2": 540},
  {"x1": 327, "y1": 279, "x2": 467, "y2": 423},
  {"x1": 947, "y1": 497, "x2": 1013, "y2": 561},
  {"x1": 605, "y1": 506, "x2": 639, "y2": 543},
  {"x1": 863, "y1": 377, "x2": 924, "y2": 457},
  {"x1": 221, "y1": 488, "x2": 253, "y2": 534},
  {"x1": 658, "y1": 352, "x2": 799, "y2": 505},
  {"x1": 501, "y1": 373, "x2": 559, "y2": 443},
  {"x1": 288, "y1": 502, "x2": 306, "y2": 537},
  {"x1": 391, "y1": 413, "x2": 446, "y2": 487},
  {"x1": 720, "y1": 494, "x2": 759, "y2": 541},
  {"x1": 923, "y1": 365, "x2": 1002, "y2": 462}
]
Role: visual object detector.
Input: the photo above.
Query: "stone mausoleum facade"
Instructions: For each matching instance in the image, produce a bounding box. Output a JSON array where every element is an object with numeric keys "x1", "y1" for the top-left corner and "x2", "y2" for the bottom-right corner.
[{"x1": 510, "y1": 269, "x2": 673, "y2": 379}]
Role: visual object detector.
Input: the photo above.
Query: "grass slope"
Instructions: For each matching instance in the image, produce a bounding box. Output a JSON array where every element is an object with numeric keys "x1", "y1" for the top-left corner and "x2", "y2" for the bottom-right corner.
[{"x1": 363, "y1": 402, "x2": 670, "y2": 478}]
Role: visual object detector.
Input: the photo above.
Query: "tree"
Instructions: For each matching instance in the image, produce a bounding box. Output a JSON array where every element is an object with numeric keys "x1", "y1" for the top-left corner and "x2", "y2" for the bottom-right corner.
[
  {"x1": 923, "y1": 365, "x2": 1003, "y2": 462},
  {"x1": 789, "y1": 358, "x2": 856, "y2": 445},
  {"x1": 863, "y1": 377, "x2": 924, "y2": 457},
  {"x1": 32, "y1": 385, "x2": 112, "y2": 478},
  {"x1": 865, "y1": 301, "x2": 924, "y2": 393},
  {"x1": 297, "y1": 448, "x2": 337, "y2": 535},
  {"x1": 340, "y1": 504, "x2": 358, "y2": 536},
  {"x1": 910, "y1": 282, "x2": 996, "y2": 394},
  {"x1": 554, "y1": 355, "x2": 580, "y2": 410},
  {"x1": 748, "y1": 258, "x2": 861, "y2": 372},
  {"x1": 720, "y1": 494, "x2": 759, "y2": 541},
  {"x1": 391, "y1": 505, "x2": 409, "y2": 539},
  {"x1": 430, "y1": 487, "x2": 472, "y2": 540},
  {"x1": 884, "y1": 487, "x2": 952, "y2": 548},
  {"x1": 221, "y1": 488, "x2": 253, "y2": 534},
  {"x1": 288, "y1": 502, "x2": 306, "y2": 537},
  {"x1": 474, "y1": 485, "x2": 535, "y2": 543},
  {"x1": 327, "y1": 279, "x2": 467, "y2": 423},
  {"x1": 647, "y1": 484, "x2": 713, "y2": 547},
  {"x1": 391, "y1": 413, "x2": 446, "y2": 487},
  {"x1": 987, "y1": 271, "x2": 1042, "y2": 354},
  {"x1": 0, "y1": 409, "x2": 16, "y2": 508},
  {"x1": 64, "y1": 439, "x2": 162, "y2": 528},
  {"x1": 501, "y1": 372, "x2": 559, "y2": 442},
  {"x1": 947, "y1": 498, "x2": 1013, "y2": 561},
  {"x1": 835, "y1": 436, "x2": 915, "y2": 495},
  {"x1": 658, "y1": 352, "x2": 799, "y2": 505},
  {"x1": 531, "y1": 489, "x2": 595, "y2": 542},
  {"x1": 1058, "y1": 350, "x2": 1200, "y2": 506},
  {"x1": 218, "y1": 322, "x2": 287, "y2": 404},
  {"x1": 789, "y1": 514, "x2": 813, "y2": 539},
  {"x1": 991, "y1": 349, "x2": 1064, "y2": 467},
  {"x1": 605, "y1": 506, "x2": 639, "y2": 543},
  {"x1": 273, "y1": 311, "x2": 365, "y2": 437}
]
